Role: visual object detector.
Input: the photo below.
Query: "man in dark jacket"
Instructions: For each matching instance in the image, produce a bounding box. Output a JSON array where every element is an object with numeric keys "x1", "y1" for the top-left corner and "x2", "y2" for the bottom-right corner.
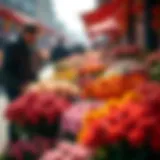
[
  {"x1": 51, "y1": 38, "x2": 70, "y2": 62},
  {"x1": 3, "y1": 24, "x2": 39, "y2": 141}
]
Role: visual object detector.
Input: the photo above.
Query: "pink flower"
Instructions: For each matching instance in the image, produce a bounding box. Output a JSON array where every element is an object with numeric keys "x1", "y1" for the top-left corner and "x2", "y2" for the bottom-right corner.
[
  {"x1": 41, "y1": 141, "x2": 92, "y2": 160},
  {"x1": 6, "y1": 91, "x2": 71, "y2": 126},
  {"x1": 61, "y1": 101, "x2": 102, "y2": 134}
]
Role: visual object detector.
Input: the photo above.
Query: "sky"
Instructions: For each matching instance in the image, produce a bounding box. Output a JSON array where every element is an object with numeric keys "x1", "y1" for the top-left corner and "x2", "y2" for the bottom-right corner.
[{"x1": 53, "y1": 0, "x2": 95, "y2": 42}]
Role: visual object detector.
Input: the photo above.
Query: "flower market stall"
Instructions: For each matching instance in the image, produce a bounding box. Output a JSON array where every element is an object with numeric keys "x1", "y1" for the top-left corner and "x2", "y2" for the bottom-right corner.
[{"x1": 1, "y1": 47, "x2": 160, "y2": 160}]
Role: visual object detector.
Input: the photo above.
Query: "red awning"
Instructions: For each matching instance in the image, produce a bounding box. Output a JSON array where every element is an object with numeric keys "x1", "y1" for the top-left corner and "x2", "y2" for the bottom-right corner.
[
  {"x1": 82, "y1": 0, "x2": 128, "y2": 38},
  {"x1": 88, "y1": 18, "x2": 119, "y2": 33},
  {"x1": 0, "y1": 6, "x2": 55, "y2": 34},
  {"x1": 82, "y1": 1, "x2": 120, "y2": 27},
  {"x1": 0, "y1": 6, "x2": 36, "y2": 24}
]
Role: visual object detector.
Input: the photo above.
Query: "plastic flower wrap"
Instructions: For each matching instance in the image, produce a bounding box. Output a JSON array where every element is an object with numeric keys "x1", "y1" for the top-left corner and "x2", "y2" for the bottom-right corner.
[
  {"x1": 27, "y1": 80, "x2": 80, "y2": 100},
  {"x1": 112, "y1": 45, "x2": 141, "y2": 58},
  {"x1": 61, "y1": 101, "x2": 103, "y2": 137},
  {"x1": 6, "y1": 91, "x2": 71, "y2": 137},
  {"x1": 77, "y1": 52, "x2": 105, "y2": 87},
  {"x1": 79, "y1": 82, "x2": 160, "y2": 159},
  {"x1": 104, "y1": 59, "x2": 146, "y2": 77},
  {"x1": 2, "y1": 137, "x2": 55, "y2": 160},
  {"x1": 40, "y1": 141, "x2": 92, "y2": 160}
]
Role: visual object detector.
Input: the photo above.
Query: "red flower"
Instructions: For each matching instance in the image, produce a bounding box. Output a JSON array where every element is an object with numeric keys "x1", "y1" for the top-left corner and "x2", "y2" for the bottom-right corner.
[
  {"x1": 107, "y1": 123, "x2": 125, "y2": 144},
  {"x1": 128, "y1": 127, "x2": 146, "y2": 147},
  {"x1": 7, "y1": 137, "x2": 55, "y2": 160},
  {"x1": 150, "y1": 125, "x2": 160, "y2": 151},
  {"x1": 5, "y1": 91, "x2": 71, "y2": 126}
]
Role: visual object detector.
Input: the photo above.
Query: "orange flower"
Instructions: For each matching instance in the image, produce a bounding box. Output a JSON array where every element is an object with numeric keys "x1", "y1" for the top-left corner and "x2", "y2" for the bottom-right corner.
[
  {"x1": 82, "y1": 73, "x2": 146, "y2": 99},
  {"x1": 83, "y1": 92, "x2": 140, "y2": 129}
]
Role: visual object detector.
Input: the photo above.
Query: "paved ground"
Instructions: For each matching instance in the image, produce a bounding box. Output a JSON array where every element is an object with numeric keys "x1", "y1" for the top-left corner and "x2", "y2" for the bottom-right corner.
[{"x1": 0, "y1": 90, "x2": 8, "y2": 153}]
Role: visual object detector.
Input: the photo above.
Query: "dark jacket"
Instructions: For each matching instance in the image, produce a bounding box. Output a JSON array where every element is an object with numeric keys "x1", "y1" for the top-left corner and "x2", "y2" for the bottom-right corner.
[
  {"x1": 3, "y1": 37, "x2": 36, "y2": 92},
  {"x1": 52, "y1": 44, "x2": 70, "y2": 62}
]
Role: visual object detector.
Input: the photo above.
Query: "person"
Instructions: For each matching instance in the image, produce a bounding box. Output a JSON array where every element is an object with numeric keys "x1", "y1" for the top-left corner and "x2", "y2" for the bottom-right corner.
[
  {"x1": 51, "y1": 38, "x2": 70, "y2": 62},
  {"x1": 3, "y1": 24, "x2": 39, "y2": 141}
]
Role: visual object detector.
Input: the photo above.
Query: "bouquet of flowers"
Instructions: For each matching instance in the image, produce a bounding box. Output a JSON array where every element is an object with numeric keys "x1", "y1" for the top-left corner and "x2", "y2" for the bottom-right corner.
[
  {"x1": 77, "y1": 52, "x2": 105, "y2": 87},
  {"x1": 61, "y1": 101, "x2": 103, "y2": 139},
  {"x1": 40, "y1": 141, "x2": 92, "y2": 160},
  {"x1": 27, "y1": 80, "x2": 80, "y2": 100},
  {"x1": 1, "y1": 137, "x2": 55, "y2": 160},
  {"x1": 81, "y1": 91, "x2": 141, "y2": 129},
  {"x1": 6, "y1": 91, "x2": 71, "y2": 138},
  {"x1": 79, "y1": 82, "x2": 160, "y2": 160},
  {"x1": 78, "y1": 63, "x2": 105, "y2": 87}
]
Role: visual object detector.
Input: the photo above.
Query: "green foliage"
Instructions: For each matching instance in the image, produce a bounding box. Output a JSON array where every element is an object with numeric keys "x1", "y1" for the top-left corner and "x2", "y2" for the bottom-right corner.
[
  {"x1": 150, "y1": 63, "x2": 160, "y2": 81},
  {"x1": 93, "y1": 142, "x2": 151, "y2": 160}
]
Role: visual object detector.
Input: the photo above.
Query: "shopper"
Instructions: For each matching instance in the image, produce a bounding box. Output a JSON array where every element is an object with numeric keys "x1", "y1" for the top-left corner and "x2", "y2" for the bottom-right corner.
[
  {"x1": 3, "y1": 24, "x2": 39, "y2": 141},
  {"x1": 51, "y1": 38, "x2": 70, "y2": 62}
]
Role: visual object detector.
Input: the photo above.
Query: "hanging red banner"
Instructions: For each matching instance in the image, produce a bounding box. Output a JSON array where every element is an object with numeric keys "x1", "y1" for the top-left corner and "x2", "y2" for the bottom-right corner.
[
  {"x1": 132, "y1": 0, "x2": 144, "y2": 15},
  {"x1": 152, "y1": 4, "x2": 160, "y2": 22},
  {"x1": 114, "y1": 3, "x2": 129, "y2": 33},
  {"x1": 0, "y1": 6, "x2": 55, "y2": 35},
  {"x1": 151, "y1": 5, "x2": 160, "y2": 33},
  {"x1": 82, "y1": 0, "x2": 125, "y2": 27},
  {"x1": 82, "y1": 0, "x2": 129, "y2": 38}
]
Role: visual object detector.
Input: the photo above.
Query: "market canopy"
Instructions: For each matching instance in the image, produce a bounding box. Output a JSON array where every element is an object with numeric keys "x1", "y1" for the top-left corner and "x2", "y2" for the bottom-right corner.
[
  {"x1": 0, "y1": 6, "x2": 36, "y2": 24},
  {"x1": 0, "y1": 6, "x2": 55, "y2": 34},
  {"x1": 88, "y1": 18, "x2": 120, "y2": 34},
  {"x1": 82, "y1": 0, "x2": 129, "y2": 38}
]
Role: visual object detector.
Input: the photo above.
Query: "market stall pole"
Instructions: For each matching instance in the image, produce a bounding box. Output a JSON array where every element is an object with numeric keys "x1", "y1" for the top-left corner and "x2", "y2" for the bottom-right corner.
[{"x1": 145, "y1": 0, "x2": 160, "y2": 50}]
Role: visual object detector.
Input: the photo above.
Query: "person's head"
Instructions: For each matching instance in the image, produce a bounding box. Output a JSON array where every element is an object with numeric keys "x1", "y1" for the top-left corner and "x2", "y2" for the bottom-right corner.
[{"x1": 22, "y1": 24, "x2": 39, "y2": 45}]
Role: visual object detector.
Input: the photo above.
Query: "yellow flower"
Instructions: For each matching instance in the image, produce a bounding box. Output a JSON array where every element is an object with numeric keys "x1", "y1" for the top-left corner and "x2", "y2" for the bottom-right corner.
[
  {"x1": 120, "y1": 91, "x2": 141, "y2": 104},
  {"x1": 106, "y1": 98, "x2": 120, "y2": 108},
  {"x1": 83, "y1": 99, "x2": 122, "y2": 127},
  {"x1": 78, "y1": 126, "x2": 88, "y2": 143}
]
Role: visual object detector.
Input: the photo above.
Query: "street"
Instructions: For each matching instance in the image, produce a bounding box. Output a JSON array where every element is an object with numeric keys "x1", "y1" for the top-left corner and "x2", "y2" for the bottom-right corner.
[{"x1": 0, "y1": 89, "x2": 8, "y2": 153}]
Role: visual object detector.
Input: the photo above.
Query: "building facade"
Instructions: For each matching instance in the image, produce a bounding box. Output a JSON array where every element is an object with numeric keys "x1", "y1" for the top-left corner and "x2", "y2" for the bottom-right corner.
[
  {"x1": 36, "y1": 0, "x2": 56, "y2": 29},
  {"x1": 0, "y1": 0, "x2": 37, "y2": 17},
  {"x1": 0, "y1": 0, "x2": 37, "y2": 46},
  {"x1": 0, "y1": 0, "x2": 58, "y2": 48},
  {"x1": 0, "y1": 0, "x2": 57, "y2": 28}
]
